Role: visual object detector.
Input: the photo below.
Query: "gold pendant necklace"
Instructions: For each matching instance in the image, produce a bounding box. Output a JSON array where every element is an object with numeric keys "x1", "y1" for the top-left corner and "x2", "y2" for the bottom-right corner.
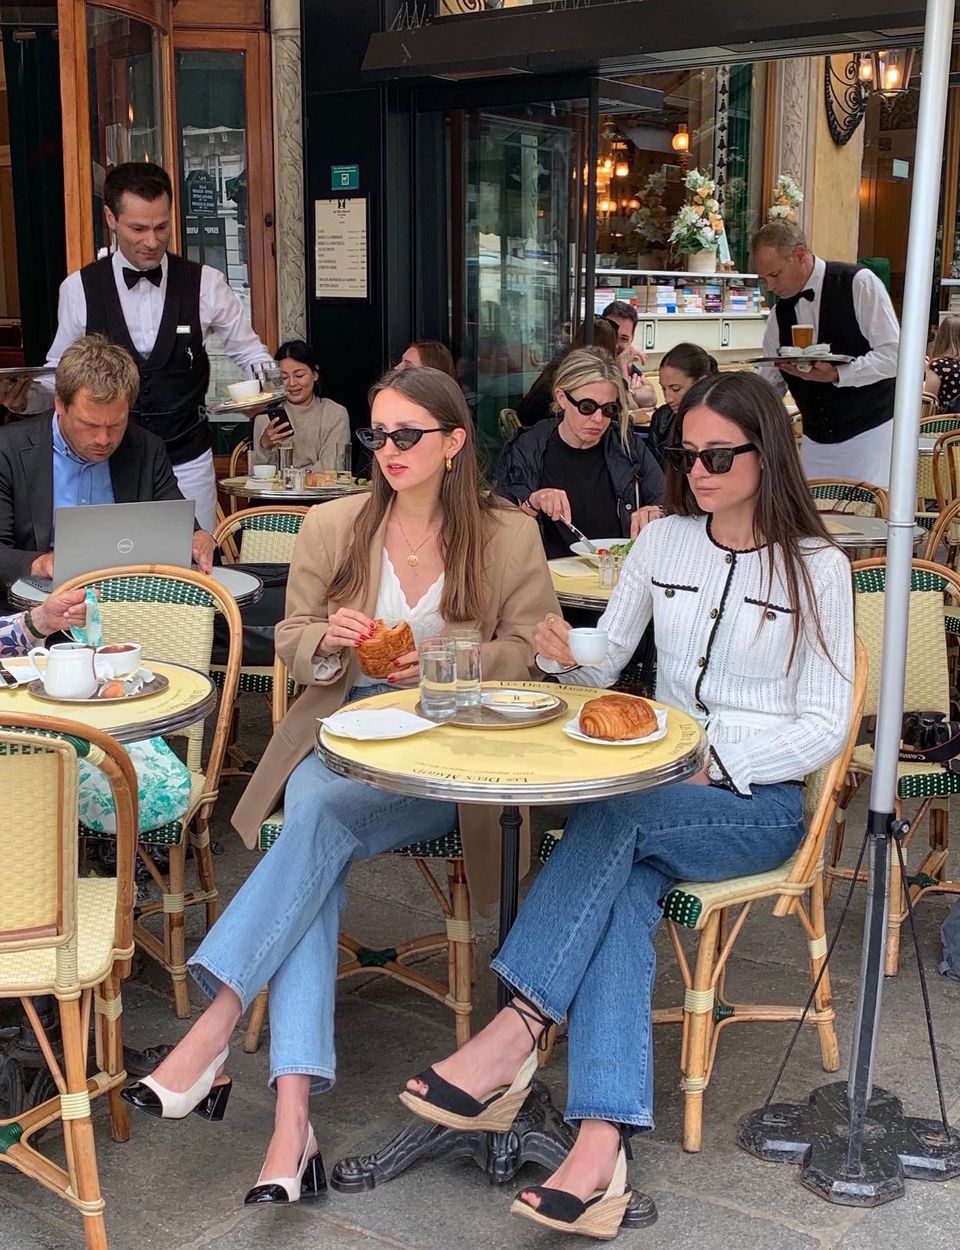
[{"x1": 396, "y1": 518, "x2": 439, "y2": 567}]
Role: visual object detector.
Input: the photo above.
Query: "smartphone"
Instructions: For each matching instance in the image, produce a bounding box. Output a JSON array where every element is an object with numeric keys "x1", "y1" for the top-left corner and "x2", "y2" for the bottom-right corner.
[{"x1": 629, "y1": 363, "x2": 644, "y2": 379}]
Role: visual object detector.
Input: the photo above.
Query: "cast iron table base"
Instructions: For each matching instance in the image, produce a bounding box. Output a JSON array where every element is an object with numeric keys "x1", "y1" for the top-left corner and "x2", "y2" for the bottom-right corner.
[
  {"x1": 331, "y1": 1079, "x2": 657, "y2": 1229},
  {"x1": 738, "y1": 1081, "x2": 960, "y2": 1206}
]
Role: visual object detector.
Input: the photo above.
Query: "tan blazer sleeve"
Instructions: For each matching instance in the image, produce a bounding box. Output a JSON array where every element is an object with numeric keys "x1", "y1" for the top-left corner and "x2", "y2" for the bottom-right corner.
[
  {"x1": 274, "y1": 506, "x2": 342, "y2": 685},
  {"x1": 481, "y1": 511, "x2": 561, "y2": 680}
]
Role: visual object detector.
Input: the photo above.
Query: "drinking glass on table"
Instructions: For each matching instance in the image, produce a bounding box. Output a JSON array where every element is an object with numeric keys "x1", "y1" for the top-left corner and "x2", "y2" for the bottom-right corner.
[
  {"x1": 278, "y1": 444, "x2": 294, "y2": 477},
  {"x1": 447, "y1": 628, "x2": 482, "y2": 709},
  {"x1": 336, "y1": 443, "x2": 353, "y2": 482},
  {"x1": 419, "y1": 636, "x2": 457, "y2": 721}
]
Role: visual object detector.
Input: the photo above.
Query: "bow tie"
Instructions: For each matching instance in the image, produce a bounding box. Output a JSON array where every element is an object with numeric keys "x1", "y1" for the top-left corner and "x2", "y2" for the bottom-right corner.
[
  {"x1": 123, "y1": 265, "x2": 162, "y2": 290},
  {"x1": 780, "y1": 288, "x2": 814, "y2": 309}
]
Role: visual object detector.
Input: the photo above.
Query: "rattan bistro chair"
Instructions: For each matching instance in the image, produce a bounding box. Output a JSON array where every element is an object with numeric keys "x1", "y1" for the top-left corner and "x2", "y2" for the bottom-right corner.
[
  {"x1": 0, "y1": 714, "x2": 138, "y2": 1250},
  {"x1": 56, "y1": 566, "x2": 243, "y2": 1017},
  {"x1": 807, "y1": 479, "x2": 888, "y2": 518},
  {"x1": 242, "y1": 655, "x2": 474, "y2": 1054},
  {"x1": 537, "y1": 641, "x2": 866, "y2": 1155},
  {"x1": 826, "y1": 560, "x2": 960, "y2": 976}
]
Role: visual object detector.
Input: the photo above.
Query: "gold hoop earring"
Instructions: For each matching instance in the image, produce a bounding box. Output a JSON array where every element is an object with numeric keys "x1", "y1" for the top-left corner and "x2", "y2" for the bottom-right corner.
[{"x1": 445, "y1": 456, "x2": 453, "y2": 472}]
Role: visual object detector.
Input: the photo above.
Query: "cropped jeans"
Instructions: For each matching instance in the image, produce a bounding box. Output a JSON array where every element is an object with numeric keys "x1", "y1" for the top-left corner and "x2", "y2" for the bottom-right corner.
[
  {"x1": 188, "y1": 685, "x2": 456, "y2": 1092},
  {"x1": 491, "y1": 779, "x2": 804, "y2": 1130}
]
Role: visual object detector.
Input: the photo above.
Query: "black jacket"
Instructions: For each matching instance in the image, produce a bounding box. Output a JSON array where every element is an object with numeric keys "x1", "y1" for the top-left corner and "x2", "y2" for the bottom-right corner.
[
  {"x1": 645, "y1": 403, "x2": 676, "y2": 468},
  {"x1": 492, "y1": 417, "x2": 664, "y2": 540},
  {"x1": 0, "y1": 415, "x2": 189, "y2": 585}
]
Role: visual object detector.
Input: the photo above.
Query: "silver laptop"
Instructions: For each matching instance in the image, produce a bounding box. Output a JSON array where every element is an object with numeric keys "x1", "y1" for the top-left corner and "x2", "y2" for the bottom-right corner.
[{"x1": 36, "y1": 499, "x2": 195, "y2": 588}]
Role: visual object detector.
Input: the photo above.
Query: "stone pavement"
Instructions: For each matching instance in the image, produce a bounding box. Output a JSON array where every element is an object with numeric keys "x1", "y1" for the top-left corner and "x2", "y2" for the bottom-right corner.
[{"x1": 3, "y1": 698, "x2": 960, "y2": 1249}]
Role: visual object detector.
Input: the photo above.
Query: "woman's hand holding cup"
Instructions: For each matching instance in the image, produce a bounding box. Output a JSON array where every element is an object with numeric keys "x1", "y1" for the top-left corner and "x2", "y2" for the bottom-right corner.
[
  {"x1": 317, "y1": 608, "x2": 376, "y2": 656},
  {"x1": 535, "y1": 612, "x2": 576, "y2": 668}
]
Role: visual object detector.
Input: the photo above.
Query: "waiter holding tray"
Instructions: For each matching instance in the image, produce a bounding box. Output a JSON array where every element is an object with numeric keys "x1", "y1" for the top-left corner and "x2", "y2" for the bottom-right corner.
[
  {"x1": 752, "y1": 220, "x2": 900, "y2": 488},
  {"x1": 0, "y1": 162, "x2": 273, "y2": 529}
]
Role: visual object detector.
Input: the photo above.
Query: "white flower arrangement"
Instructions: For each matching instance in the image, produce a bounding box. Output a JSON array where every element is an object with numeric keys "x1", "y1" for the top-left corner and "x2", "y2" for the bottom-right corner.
[
  {"x1": 668, "y1": 169, "x2": 725, "y2": 255},
  {"x1": 767, "y1": 174, "x2": 804, "y2": 222},
  {"x1": 629, "y1": 172, "x2": 670, "y2": 248}
]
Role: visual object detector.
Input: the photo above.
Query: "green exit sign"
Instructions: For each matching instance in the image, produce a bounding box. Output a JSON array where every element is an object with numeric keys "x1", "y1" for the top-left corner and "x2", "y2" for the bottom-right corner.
[{"x1": 331, "y1": 164, "x2": 360, "y2": 191}]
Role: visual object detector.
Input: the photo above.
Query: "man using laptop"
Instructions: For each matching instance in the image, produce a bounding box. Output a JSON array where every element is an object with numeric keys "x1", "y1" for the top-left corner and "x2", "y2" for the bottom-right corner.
[{"x1": 0, "y1": 335, "x2": 215, "y2": 586}]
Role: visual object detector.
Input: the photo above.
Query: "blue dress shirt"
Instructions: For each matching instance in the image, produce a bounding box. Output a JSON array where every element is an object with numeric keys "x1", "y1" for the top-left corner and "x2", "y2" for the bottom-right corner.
[{"x1": 52, "y1": 416, "x2": 115, "y2": 532}]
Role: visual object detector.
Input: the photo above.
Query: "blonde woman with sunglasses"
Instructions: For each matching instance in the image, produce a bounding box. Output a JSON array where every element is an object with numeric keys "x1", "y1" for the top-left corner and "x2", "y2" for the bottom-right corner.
[
  {"x1": 123, "y1": 367, "x2": 559, "y2": 1207},
  {"x1": 494, "y1": 347, "x2": 664, "y2": 560},
  {"x1": 404, "y1": 371, "x2": 854, "y2": 1240}
]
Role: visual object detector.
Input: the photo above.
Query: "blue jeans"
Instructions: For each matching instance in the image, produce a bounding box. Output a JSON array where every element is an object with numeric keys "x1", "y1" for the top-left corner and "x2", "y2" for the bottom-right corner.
[
  {"x1": 491, "y1": 780, "x2": 804, "y2": 1130},
  {"x1": 189, "y1": 685, "x2": 456, "y2": 1091}
]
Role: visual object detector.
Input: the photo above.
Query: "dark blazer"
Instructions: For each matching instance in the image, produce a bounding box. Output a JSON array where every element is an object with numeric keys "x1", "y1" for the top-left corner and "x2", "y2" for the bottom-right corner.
[{"x1": 0, "y1": 415, "x2": 187, "y2": 585}]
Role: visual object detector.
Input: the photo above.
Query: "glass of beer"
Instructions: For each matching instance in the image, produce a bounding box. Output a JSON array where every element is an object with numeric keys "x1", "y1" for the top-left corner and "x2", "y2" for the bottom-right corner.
[{"x1": 791, "y1": 324, "x2": 815, "y2": 350}]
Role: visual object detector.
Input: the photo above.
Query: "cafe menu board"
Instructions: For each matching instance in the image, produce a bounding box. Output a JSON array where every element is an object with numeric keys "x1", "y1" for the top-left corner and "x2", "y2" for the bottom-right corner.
[{"x1": 314, "y1": 196, "x2": 369, "y2": 301}]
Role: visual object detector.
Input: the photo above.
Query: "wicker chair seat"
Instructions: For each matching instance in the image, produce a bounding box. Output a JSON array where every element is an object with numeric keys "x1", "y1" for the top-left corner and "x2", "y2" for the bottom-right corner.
[
  {"x1": 80, "y1": 772, "x2": 209, "y2": 847},
  {"x1": 850, "y1": 744, "x2": 960, "y2": 799},
  {"x1": 0, "y1": 877, "x2": 129, "y2": 994},
  {"x1": 258, "y1": 810, "x2": 463, "y2": 861},
  {"x1": 660, "y1": 854, "x2": 805, "y2": 930}
]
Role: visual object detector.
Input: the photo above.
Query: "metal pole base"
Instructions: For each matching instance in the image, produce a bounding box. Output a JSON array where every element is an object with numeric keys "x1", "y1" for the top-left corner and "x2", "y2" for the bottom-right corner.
[
  {"x1": 331, "y1": 1079, "x2": 657, "y2": 1230},
  {"x1": 738, "y1": 1081, "x2": 960, "y2": 1207}
]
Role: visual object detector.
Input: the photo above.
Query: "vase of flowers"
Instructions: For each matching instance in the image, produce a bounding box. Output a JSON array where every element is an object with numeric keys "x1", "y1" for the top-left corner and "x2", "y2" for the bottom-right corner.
[
  {"x1": 630, "y1": 172, "x2": 669, "y2": 269},
  {"x1": 767, "y1": 174, "x2": 804, "y2": 223},
  {"x1": 669, "y1": 169, "x2": 724, "y2": 271}
]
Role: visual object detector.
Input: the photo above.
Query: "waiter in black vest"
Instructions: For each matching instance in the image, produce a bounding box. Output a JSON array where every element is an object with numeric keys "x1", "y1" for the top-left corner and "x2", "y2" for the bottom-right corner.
[
  {"x1": 0, "y1": 162, "x2": 273, "y2": 529},
  {"x1": 752, "y1": 220, "x2": 899, "y2": 488}
]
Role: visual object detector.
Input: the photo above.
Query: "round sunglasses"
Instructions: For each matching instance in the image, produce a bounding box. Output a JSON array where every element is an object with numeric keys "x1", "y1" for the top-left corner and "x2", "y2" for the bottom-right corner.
[
  {"x1": 663, "y1": 443, "x2": 758, "y2": 475},
  {"x1": 562, "y1": 390, "x2": 622, "y2": 420},
  {"x1": 355, "y1": 426, "x2": 445, "y2": 452}
]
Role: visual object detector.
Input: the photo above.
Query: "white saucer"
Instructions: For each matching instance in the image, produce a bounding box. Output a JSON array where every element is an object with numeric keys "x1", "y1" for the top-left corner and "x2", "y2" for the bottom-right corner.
[{"x1": 319, "y1": 707, "x2": 439, "y2": 740}]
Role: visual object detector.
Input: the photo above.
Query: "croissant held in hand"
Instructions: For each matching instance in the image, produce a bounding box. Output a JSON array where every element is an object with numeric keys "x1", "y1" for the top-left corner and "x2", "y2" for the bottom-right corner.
[
  {"x1": 579, "y1": 694, "x2": 658, "y2": 741},
  {"x1": 356, "y1": 619, "x2": 416, "y2": 678}
]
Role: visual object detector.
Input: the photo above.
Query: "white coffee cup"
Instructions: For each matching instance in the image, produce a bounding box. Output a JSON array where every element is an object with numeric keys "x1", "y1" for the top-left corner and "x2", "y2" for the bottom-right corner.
[
  {"x1": 252, "y1": 464, "x2": 276, "y2": 480},
  {"x1": 94, "y1": 642, "x2": 142, "y2": 680},
  {"x1": 568, "y1": 627, "x2": 609, "y2": 666},
  {"x1": 28, "y1": 642, "x2": 98, "y2": 699},
  {"x1": 227, "y1": 379, "x2": 262, "y2": 401}
]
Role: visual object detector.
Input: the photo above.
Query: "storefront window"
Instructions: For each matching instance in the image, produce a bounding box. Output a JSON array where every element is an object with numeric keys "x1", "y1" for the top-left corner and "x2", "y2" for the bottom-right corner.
[{"x1": 87, "y1": 6, "x2": 165, "y2": 255}]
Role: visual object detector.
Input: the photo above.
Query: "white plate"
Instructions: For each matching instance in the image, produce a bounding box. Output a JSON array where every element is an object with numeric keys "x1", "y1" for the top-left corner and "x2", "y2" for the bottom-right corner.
[
  {"x1": 570, "y1": 539, "x2": 631, "y2": 566},
  {"x1": 319, "y1": 707, "x2": 439, "y2": 740},
  {"x1": 480, "y1": 688, "x2": 560, "y2": 717},
  {"x1": 562, "y1": 706, "x2": 668, "y2": 746}
]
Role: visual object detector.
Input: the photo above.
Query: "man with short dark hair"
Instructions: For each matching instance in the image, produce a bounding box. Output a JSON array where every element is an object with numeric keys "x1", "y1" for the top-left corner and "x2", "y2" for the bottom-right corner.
[
  {"x1": 0, "y1": 335, "x2": 215, "y2": 586},
  {"x1": 1, "y1": 162, "x2": 273, "y2": 528},
  {"x1": 752, "y1": 219, "x2": 899, "y2": 486},
  {"x1": 601, "y1": 300, "x2": 656, "y2": 408}
]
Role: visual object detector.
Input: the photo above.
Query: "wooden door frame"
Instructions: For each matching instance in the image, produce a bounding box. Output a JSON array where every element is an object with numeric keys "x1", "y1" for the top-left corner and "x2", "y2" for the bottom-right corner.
[{"x1": 172, "y1": 29, "x2": 277, "y2": 350}]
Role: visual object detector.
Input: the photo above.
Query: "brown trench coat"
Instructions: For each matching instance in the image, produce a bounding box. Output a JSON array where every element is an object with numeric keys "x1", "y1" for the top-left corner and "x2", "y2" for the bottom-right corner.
[{"x1": 232, "y1": 492, "x2": 561, "y2": 914}]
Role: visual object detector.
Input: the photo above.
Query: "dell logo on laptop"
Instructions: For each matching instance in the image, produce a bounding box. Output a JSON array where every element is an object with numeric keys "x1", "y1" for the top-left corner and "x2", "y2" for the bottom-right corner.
[{"x1": 117, "y1": 538, "x2": 134, "y2": 554}]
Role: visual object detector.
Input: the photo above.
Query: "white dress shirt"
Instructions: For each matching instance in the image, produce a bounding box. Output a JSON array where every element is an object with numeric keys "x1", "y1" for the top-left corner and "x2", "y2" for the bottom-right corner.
[
  {"x1": 25, "y1": 251, "x2": 272, "y2": 410},
  {"x1": 540, "y1": 514, "x2": 854, "y2": 796},
  {"x1": 759, "y1": 256, "x2": 900, "y2": 394}
]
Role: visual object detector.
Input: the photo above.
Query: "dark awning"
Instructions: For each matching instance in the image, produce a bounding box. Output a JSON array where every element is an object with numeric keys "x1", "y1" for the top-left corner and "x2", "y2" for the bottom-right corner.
[{"x1": 362, "y1": 0, "x2": 935, "y2": 82}]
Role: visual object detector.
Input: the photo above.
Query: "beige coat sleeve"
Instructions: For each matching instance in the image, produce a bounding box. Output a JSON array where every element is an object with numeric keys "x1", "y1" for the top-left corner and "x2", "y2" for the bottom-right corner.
[
  {"x1": 274, "y1": 507, "x2": 342, "y2": 686},
  {"x1": 481, "y1": 512, "x2": 561, "y2": 679}
]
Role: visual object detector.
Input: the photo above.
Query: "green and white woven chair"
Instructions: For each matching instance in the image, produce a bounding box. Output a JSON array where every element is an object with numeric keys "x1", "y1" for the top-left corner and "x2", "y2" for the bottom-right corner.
[
  {"x1": 918, "y1": 417, "x2": 960, "y2": 510},
  {"x1": 827, "y1": 560, "x2": 960, "y2": 976},
  {"x1": 241, "y1": 656, "x2": 475, "y2": 1054},
  {"x1": 539, "y1": 642, "x2": 866, "y2": 1154},
  {"x1": 57, "y1": 565, "x2": 243, "y2": 1018},
  {"x1": 807, "y1": 479, "x2": 887, "y2": 518},
  {"x1": 0, "y1": 712, "x2": 138, "y2": 1250}
]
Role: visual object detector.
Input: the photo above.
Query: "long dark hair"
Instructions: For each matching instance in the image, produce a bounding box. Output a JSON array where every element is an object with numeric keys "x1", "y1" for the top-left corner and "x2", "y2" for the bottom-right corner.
[
  {"x1": 327, "y1": 366, "x2": 497, "y2": 622},
  {"x1": 660, "y1": 342, "x2": 718, "y2": 381},
  {"x1": 276, "y1": 340, "x2": 321, "y2": 396},
  {"x1": 664, "y1": 371, "x2": 836, "y2": 664}
]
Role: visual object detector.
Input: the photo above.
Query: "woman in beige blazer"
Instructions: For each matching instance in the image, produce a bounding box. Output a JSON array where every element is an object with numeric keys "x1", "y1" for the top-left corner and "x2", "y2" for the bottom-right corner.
[{"x1": 123, "y1": 365, "x2": 560, "y2": 1207}]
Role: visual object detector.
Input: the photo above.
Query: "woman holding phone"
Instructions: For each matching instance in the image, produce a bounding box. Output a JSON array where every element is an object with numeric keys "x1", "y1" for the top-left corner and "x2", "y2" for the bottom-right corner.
[{"x1": 252, "y1": 340, "x2": 350, "y2": 473}]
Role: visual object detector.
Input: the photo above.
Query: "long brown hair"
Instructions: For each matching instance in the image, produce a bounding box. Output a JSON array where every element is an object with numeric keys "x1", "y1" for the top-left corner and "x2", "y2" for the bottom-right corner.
[
  {"x1": 664, "y1": 370, "x2": 836, "y2": 664},
  {"x1": 931, "y1": 314, "x2": 960, "y2": 361},
  {"x1": 409, "y1": 340, "x2": 456, "y2": 377},
  {"x1": 327, "y1": 366, "x2": 497, "y2": 622}
]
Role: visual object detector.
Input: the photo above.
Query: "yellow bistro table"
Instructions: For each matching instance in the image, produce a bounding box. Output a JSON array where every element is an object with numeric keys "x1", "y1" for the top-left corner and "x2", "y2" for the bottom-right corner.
[
  {"x1": 218, "y1": 474, "x2": 371, "y2": 506},
  {"x1": 0, "y1": 660, "x2": 216, "y2": 744},
  {"x1": 322, "y1": 681, "x2": 703, "y2": 1210},
  {"x1": 548, "y1": 558, "x2": 612, "y2": 613}
]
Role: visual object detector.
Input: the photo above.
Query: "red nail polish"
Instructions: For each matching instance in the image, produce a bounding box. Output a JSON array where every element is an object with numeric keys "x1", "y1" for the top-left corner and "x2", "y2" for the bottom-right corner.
[{"x1": 387, "y1": 675, "x2": 395, "y2": 683}]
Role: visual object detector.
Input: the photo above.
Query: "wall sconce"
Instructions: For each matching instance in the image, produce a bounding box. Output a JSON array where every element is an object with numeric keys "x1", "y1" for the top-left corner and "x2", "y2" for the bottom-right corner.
[
  {"x1": 672, "y1": 124, "x2": 690, "y2": 153},
  {"x1": 614, "y1": 160, "x2": 630, "y2": 178},
  {"x1": 627, "y1": 197, "x2": 641, "y2": 210},
  {"x1": 597, "y1": 198, "x2": 615, "y2": 215},
  {"x1": 870, "y1": 48, "x2": 916, "y2": 97}
]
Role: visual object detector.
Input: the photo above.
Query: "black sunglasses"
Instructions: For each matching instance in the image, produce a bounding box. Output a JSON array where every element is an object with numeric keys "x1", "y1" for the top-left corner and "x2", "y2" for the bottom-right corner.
[
  {"x1": 355, "y1": 427, "x2": 445, "y2": 452},
  {"x1": 663, "y1": 443, "x2": 758, "y2": 475},
  {"x1": 562, "y1": 390, "x2": 621, "y2": 420}
]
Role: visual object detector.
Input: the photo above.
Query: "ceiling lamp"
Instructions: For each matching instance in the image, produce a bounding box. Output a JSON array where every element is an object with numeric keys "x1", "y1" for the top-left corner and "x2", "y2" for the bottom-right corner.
[
  {"x1": 614, "y1": 160, "x2": 630, "y2": 178},
  {"x1": 672, "y1": 124, "x2": 690, "y2": 153}
]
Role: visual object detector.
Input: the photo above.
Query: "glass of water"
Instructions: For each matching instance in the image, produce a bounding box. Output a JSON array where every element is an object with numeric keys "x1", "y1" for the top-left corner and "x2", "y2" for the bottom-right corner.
[
  {"x1": 336, "y1": 443, "x2": 353, "y2": 482},
  {"x1": 447, "y1": 629, "x2": 482, "y2": 709},
  {"x1": 258, "y1": 361, "x2": 284, "y2": 393},
  {"x1": 419, "y1": 636, "x2": 457, "y2": 721},
  {"x1": 278, "y1": 444, "x2": 294, "y2": 477}
]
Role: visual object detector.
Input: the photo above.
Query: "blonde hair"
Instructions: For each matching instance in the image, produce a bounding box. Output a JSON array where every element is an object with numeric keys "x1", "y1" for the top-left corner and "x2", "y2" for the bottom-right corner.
[
  {"x1": 931, "y1": 314, "x2": 960, "y2": 361},
  {"x1": 551, "y1": 347, "x2": 631, "y2": 444},
  {"x1": 55, "y1": 334, "x2": 140, "y2": 409}
]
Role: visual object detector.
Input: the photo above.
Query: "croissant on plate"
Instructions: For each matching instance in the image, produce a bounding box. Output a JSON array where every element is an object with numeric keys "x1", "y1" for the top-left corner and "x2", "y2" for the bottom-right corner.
[
  {"x1": 579, "y1": 694, "x2": 658, "y2": 741},
  {"x1": 355, "y1": 619, "x2": 416, "y2": 678}
]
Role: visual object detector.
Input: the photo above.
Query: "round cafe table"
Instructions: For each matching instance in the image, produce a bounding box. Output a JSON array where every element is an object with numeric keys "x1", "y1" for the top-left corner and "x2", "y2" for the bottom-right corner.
[
  {"x1": 7, "y1": 565, "x2": 263, "y2": 611},
  {"x1": 549, "y1": 557, "x2": 611, "y2": 613},
  {"x1": 318, "y1": 680, "x2": 704, "y2": 1211},
  {"x1": 218, "y1": 474, "x2": 371, "y2": 506},
  {"x1": 820, "y1": 515, "x2": 925, "y2": 550}
]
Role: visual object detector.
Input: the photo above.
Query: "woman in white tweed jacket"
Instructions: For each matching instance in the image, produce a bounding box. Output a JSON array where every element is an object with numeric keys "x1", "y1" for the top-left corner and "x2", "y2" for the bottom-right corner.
[{"x1": 401, "y1": 371, "x2": 855, "y2": 1240}]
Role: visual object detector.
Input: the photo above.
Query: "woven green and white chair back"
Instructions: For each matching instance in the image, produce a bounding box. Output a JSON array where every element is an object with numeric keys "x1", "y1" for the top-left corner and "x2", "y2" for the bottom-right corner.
[
  {"x1": 932, "y1": 431, "x2": 960, "y2": 512},
  {"x1": 919, "y1": 419, "x2": 960, "y2": 505},
  {"x1": 852, "y1": 563, "x2": 953, "y2": 720},
  {"x1": 231, "y1": 510, "x2": 306, "y2": 565},
  {"x1": 808, "y1": 481, "x2": 885, "y2": 519}
]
